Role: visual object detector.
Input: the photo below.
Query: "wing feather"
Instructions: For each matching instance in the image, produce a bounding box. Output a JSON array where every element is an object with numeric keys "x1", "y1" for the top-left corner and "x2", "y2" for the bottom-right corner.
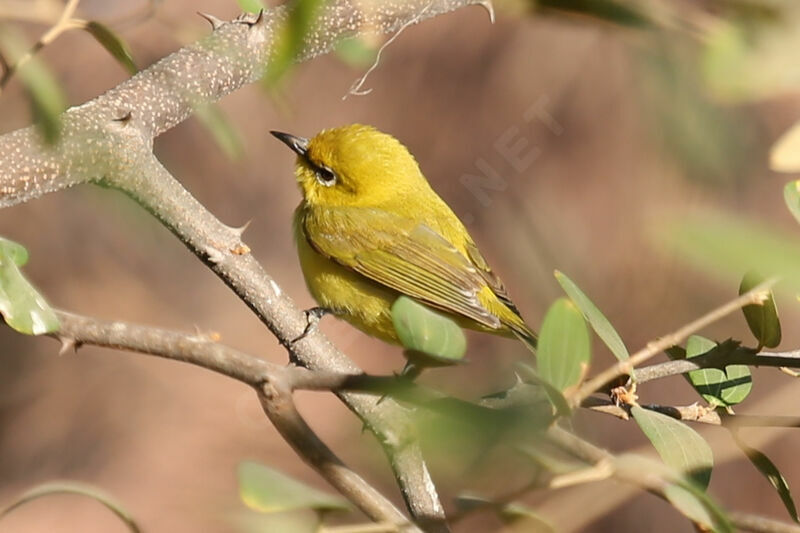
[{"x1": 301, "y1": 206, "x2": 501, "y2": 328}]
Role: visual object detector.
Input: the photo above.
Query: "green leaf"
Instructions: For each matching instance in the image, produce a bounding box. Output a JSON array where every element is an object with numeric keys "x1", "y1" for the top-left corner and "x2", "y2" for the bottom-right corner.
[
  {"x1": 237, "y1": 461, "x2": 350, "y2": 514},
  {"x1": 391, "y1": 296, "x2": 466, "y2": 364},
  {"x1": 193, "y1": 103, "x2": 245, "y2": 160},
  {"x1": 0, "y1": 238, "x2": 59, "y2": 335},
  {"x1": 513, "y1": 362, "x2": 571, "y2": 416},
  {"x1": 616, "y1": 455, "x2": 732, "y2": 532},
  {"x1": 740, "y1": 270, "x2": 781, "y2": 348},
  {"x1": 0, "y1": 27, "x2": 66, "y2": 144},
  {"x1": 237, "y1": 0, "x2": 265, "y2": 13},
  {"x1": 655, "y1": 211, "x2": 800, "y2": 292},
  {"x1": 784, "y1": 181, "x2": 800, "y2": 225},
  {"x1": 702, "y1": 13, "x2": 800, "y2": 104},
  {"x1": 228, "y1": 510, "x2": 319, "y2": 533},
  {"x1": 685, "y1": 335, "x2": 752, "y2": 407},
  {"x1": 631, "y1": 405, "x2": 713, "y2": 489},
  {"x1": 500, "y1": 502, "x2": 556, "y2": 532},
  {"x1": 0, "y1": 236, "x2": 29, "y2": 266},
  {"x1": 554, "y1": 270, "x2": 629, "y2": 361},
  {"x1": 773, "y1": 124, "x2": 800, "y2": 173},
  {"x1": 83, "y1": 21, "x2": 138, "y2": 74},
  {"x1": 537, "y1": 297, "x2": 591, "y2": 392},
  {"x1": 335, "y1": 37, "x2": 377, "y2": 68},
  {"x1": 535, "y1": 0, "x2": 652, "y2": 28},
  {"x1": 664, "y1": 484, "x2": 719, "y2": 531},
  {"x1": 732, "y1": 432, "x2": 798, "y2": 522},
  {"x1": 0, "y1": 481, "x2": 140, "y2": 532},
  {"x1": 264, "y1": 0, "x2": 326, "y2": 86}
]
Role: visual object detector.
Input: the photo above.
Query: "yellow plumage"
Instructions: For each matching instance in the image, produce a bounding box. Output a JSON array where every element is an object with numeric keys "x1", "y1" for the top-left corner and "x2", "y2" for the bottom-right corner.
[{"x1": 272, "y1": 124, "x2": 536, "y2": 347}]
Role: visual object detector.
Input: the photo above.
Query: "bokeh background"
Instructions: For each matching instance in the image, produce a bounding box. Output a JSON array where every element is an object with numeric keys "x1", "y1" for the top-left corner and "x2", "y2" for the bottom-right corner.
[{"x1": 2, "y1": 0, "x2": 800, "y2": 531}]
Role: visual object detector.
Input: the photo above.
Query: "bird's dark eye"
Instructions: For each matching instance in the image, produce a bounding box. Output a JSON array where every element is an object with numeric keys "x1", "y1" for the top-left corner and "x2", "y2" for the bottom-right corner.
[{"x1": 315, "y1": 166, "x2": 337, "y2": 187}]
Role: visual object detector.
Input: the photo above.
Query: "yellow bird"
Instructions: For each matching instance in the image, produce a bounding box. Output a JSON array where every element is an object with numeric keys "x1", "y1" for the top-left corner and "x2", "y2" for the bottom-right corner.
[{"x1": 271, "y1": 124, "x2": 536, "y2": 349}]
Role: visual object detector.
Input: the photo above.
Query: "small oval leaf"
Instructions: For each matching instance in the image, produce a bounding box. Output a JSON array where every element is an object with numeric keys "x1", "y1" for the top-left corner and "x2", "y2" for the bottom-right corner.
[
  {"x1": 537, "y1": 298, "x2": 591, "y2": 392},
  {"x1": 237, "y1": 0, "x2": 266, "y2": 13},
  {"x1": 0, "y1": 239, "x2": 59, "y2": 335},
  {"x1": 772, "y1": 122, "x2": 800, "y2": 173},
  {"x1": 616, "y1": 455, "x2": 732, "y2": 532},
  {"x1": 264, "y1": 0, "x2": 326, "y2": 86},
  {"x1": 194, "y1": 103, "x2": 245, "y2": 160},
  {"x1": 0, "y1": 236, "x2": 29, "y2": 266},
  {"x1": 335, "y1": 37, "x2": 377, "y2": 68},
  {"x1": 685, "y1": 335, "x2": 752, "y2": 407},
  {"x1": 785, "y1": 181, "x2": 800, "y2": 226},
  {"x1": 631, "y1": 405, "x2": 714, "y2": 489},
  {"x1": 555, "y1": 270, "x2": 629, "y2": 361},
  {"x1": 0, "y1": 28, "x2": 66, "y2": 143},
  {"x1": 391, "y1": 296, "x2": 466, "y2": 363},
  {"x1": 0, "y1": 481, "x2": 140, "y2": 532},
  {"x1": 237, "y1": 461, "x2": 350, "y2": 514},
  {"x1": 83, "y1": 22, "x2": 137, "y2": 75},
  {"x1": 732, "y1": 432, "x2": 798, "y2": 522},
  {"x1": 664, "y1": 484, "x2": 718, "y2": 530},
  {"x1": 500, "y1": 502, "x2": 556, "y2": 532},
  {"x1": 740, "y1": 270, "x2": 781, "y2": 348}
]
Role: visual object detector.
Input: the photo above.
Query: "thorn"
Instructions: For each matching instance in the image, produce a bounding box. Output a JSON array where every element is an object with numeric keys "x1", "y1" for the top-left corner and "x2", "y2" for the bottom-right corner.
[
  {"x1": 231, "y1": 219, "x2": 252, "y2": 237},
  {"x1": 197, "y1": 11, "x2": 225, "y2": 30},
  {"x1": 112, "y1": 110, "x2": 132, "y2": 123},
  {"x1": 253, "y1": 8, "x2": 264, "y2": 26},
  {"x1": 477, "y1": 0, "x2": 495, "y2": 23},
  {"x1": 289, "y1": 307, "x2": 329, "y2": 346},
  {"x1": 58, "y1": 336, "x2": 78, "y2": 355},
  {"x1": 235, "y1": 8, "x2": 264, "y2": 27}
]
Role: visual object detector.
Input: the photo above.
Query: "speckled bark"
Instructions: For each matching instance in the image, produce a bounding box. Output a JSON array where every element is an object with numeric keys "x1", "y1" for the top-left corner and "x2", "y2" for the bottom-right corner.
[
  {"x1": 0, "y1": 2, "x2": 490, "y2": 531},
  {"x1": 0, "y1": 0, "x2": 487, "y2": 208}
]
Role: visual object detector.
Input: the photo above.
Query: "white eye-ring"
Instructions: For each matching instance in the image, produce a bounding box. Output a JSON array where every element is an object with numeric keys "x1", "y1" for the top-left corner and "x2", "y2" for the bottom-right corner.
[{"x1": 316, "y1": 166, "x2": 337, "y2": 187}]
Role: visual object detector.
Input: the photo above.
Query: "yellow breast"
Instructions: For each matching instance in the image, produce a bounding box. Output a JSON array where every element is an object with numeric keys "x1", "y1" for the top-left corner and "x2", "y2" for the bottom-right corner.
[{"x1": 293, "y1": 207, "x2": 401, "y2": 343}]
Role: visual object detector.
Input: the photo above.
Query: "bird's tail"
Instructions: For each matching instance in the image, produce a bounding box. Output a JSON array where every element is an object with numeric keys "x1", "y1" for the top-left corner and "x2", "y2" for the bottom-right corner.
[{"x1": 509, "y1": 321, "x2": 537, "y2": 354}]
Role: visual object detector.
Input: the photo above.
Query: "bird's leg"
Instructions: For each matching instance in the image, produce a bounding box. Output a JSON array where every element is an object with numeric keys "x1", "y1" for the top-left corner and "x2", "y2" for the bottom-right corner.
[{"x1": 289, "y1": 307, "x2": 330, "y2": 347}]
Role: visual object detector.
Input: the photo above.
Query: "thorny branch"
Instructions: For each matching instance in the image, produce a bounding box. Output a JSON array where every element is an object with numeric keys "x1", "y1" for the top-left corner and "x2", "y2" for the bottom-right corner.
[
  {"x1": 4, "y1": 1, "x2": 800, "y2": 531},
  {"x1": 570, "y1": 280, "x2": 775, "y2": 407},
  {"x1": 0, "y1": 1, "x2": 494, "y2": 531},
  {"x1": 53, "y1": 310, "x2": 416, "y2": 529},
  {"x1": 634, "y1": 349, "x2": 800, "y2": 384}
]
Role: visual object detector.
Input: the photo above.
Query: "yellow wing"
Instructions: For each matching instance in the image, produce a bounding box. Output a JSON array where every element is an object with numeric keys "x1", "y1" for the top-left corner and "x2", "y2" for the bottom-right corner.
[{"x1": 300, "y1": 206, "x2": 504, "y2": 329}]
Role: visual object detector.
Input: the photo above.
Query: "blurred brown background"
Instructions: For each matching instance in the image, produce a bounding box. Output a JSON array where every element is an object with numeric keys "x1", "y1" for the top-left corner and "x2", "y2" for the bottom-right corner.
[{"x1": 2, "y1": 0, "x2": 800, "y2": 531}]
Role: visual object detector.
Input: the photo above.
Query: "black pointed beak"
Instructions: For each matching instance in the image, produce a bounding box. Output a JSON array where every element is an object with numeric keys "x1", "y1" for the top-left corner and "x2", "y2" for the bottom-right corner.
[{"x1": 270, "y1": 130, "x2": 309, "y2": 156}]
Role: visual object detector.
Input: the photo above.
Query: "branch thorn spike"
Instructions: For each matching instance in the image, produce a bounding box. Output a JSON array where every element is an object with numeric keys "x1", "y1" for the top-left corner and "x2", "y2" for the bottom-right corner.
[
  {"x1": 477, "y1": 0, "x2": 495, "y2": 24},
  {"x1": 197, "y1": 11, "x2": 225, "y2": 30},
  {"x1": 112, "y1": 110, "x2": 132, "y2": 123},
  {"x1": 231, "y1": 219, "x2": 252, "y2": 237},
  {"x1": 253, "y1": 8, "x2": 265, "y2": 27},
  {"x1": 58, "y1": 336, "x2": 78, "y2": 355}
]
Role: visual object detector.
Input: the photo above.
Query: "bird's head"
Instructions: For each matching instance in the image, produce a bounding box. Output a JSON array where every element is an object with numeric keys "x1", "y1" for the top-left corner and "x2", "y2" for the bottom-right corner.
[{"x1": 271, "y1": 124, "x2": 428, "y2": 208}]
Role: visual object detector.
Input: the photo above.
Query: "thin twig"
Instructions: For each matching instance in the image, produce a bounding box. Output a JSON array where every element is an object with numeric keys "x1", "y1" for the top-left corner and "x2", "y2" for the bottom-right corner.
[
  {"x1": 582, "y1": 397, "x2": 800, "y2": 428},
  {"x1": 116, "y1": 153, "x2": 450, "y2": 532},
  {"x1": 52, "y1": 310, "x2": 275, "y2": 385},
  {"x1": 0, "y1": 0, "x2": 83, "y2": 90},
  {"x1": 570, "y1": 280, "x2": 775, "y2": 406},
  {"x1": 257, "y1": 382, "x2": 413, "y2": 530},
  {"x1": 731, "y1": 512, "x2": 800, "y2": 533},
  {"x1": 343, "y1": 2, "x2": 432, "y2": 99},
  {"x1": 634, "y1": 349, "x2": 800, "y2": 384},
  {"x1": 48, "y1": 310, "x2": 416, "y2": 528}
]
